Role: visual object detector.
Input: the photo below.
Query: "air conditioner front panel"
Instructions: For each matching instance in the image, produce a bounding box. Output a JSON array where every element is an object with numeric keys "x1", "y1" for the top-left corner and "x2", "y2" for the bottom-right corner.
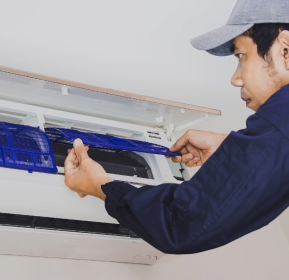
[
  {"x1": 0, "y1": 226, "x2": 164, "y2": 264},
  {"x1": 0, "y1": 167, "x2": 116, "y2": 223}
]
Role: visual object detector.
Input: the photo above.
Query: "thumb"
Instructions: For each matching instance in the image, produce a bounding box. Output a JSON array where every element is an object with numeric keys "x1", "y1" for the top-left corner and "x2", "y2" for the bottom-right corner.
[{"x1": 73, "y1": 138, "x2": 89, "y2": 163}]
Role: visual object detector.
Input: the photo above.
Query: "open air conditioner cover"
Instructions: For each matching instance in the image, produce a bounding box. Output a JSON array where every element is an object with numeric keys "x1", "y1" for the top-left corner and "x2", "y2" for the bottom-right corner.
[{"x1": 0, "y1": 68, "x2": 221, "y2": 131}]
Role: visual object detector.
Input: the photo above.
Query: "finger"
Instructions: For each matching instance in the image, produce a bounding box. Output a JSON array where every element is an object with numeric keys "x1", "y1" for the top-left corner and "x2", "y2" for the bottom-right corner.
[
  {"x1": 182, "y1": 152, "x2": 201, "y2": 163},
  {"x1": 186, "y1": 143, "x2": 201, "y2": 160},
  {"x1": 68, "y1": 148, "x2": 79, "y2": 167},
  {"x1": 181, "y1": 144, "x2": 200, "y2": 163},
  {"x1": 185, "y1": 158, "x2": 202, "y2": 167},
  {"x1": 181, "y1": 152, "x2": 193, "y2": 163},
  {"x1": 170, "y1": 131, "x2": 191, "y2": 152},
  {"x1": 73, "y1": 155, "x2": 79, "y2": 168},
  {"x1": 69, "y1": 148, "x2": 76, "y2": 156},
  {"x1": 64, "y1": 147, "x2": 77, "y2": 175},
  {"x1": 172, "y1": 155, "x2": 182, "y2": 163},
  {"x1": 173, "y1": 143, "x2": 199, "y2": 164},
  {"x1": 73, "y1": 138, "x2": 89, "y2": 163},
  {"x1": 180, "y1": 146, "x2": 189, "y2": 155},
  {"x1": 68, "y1": 147, "x2": 83, "y2": 155},
  {"x1": 171, "y1": 146, "x2": 188, "y2": 162},
  {"x1": 172, "y1": 147, "x2": 187, "y2": 162}
]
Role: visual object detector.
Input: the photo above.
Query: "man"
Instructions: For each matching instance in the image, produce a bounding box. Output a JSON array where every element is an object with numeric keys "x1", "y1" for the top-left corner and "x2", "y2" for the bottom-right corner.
[{"x1": 64, "y1": 0, "x2": 289, "y2": 254}]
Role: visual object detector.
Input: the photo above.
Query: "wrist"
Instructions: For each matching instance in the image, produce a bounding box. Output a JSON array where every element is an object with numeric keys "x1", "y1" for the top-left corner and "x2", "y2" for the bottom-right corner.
[
  {"x1": 220, "y1": 133, "x2": 229, "y2": 142},
  {"x1": 215, "y1": 133, "x2": 228, "y2": 144},
  {"x1": 97, "y1": 176, "x2": 114, "y2": 200}
]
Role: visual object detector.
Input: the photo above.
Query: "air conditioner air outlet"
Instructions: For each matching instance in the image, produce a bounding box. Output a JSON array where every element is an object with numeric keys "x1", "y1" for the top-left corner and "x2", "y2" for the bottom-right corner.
[
  {"x1": 0, "y1": 212, "x2": 139, "y2": 238},
  {"x1": 50, "y1": 142, "x2": 153, "y2": 179}
]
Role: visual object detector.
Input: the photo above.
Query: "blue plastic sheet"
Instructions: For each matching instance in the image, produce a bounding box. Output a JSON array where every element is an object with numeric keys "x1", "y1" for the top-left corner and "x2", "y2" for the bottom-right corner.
[
  {"x1": 0, "y1": 122, "x2": 57, "y2": 173},
  {"x1": 45, "y1": 127, "x2": 181, "y2": 156}
]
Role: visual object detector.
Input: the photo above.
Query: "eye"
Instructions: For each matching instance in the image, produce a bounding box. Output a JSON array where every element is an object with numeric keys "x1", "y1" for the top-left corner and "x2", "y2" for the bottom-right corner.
[{"x1": 235, "y1": 53, "x2": 243, "y2": 60}]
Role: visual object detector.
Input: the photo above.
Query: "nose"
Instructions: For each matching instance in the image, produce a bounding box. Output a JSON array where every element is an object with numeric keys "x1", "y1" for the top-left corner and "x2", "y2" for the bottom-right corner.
[{"x1": 231, "y1": 66, "x2": 244, "y2": 87}]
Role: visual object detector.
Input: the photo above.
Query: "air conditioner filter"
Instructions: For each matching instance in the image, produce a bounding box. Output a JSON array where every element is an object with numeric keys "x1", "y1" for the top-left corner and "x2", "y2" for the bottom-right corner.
[
  {"x1": 0, "y1": 122, "x2": 57, "y2": 173},
  {"x1": 45, "y1": 128, "x2": 181, "y2": 156}
]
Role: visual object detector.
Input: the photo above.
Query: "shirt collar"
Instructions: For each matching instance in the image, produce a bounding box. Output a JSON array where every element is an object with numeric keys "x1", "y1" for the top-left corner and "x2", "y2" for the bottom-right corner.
[{"x1": 257, "y1": 84, "x2": 289, "y2": 138}]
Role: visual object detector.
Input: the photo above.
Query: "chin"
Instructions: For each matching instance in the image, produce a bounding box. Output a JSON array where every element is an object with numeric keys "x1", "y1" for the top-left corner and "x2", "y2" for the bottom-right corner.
[
  {"x1": 249, "y1": 105, "x2": 258, "y2": 111},
  {"x1": 246, "y1": 103, "x2": 256, "y2": 111}
]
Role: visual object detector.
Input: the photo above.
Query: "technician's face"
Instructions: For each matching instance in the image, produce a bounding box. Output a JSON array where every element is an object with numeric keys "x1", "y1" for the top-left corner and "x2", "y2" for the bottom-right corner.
[{"x1": 231, "y1": 36, "x2": 282, "y2": 111}]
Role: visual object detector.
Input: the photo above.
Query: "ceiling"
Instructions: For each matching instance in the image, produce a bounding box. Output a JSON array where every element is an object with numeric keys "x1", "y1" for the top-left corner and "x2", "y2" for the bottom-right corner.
[{"x1": 0, "y1": 0, "x2": 238, "y2": 108}]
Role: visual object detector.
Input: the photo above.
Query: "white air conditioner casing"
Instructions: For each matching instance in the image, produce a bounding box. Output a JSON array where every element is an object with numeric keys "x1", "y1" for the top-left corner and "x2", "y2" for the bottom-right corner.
[{"x1": 0, "y1": 66, "x2": 221, "y2": 264}]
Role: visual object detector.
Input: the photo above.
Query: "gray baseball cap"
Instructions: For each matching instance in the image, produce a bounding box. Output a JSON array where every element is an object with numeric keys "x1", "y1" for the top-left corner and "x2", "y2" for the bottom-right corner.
[{"x1": 191, "y1": 0, "x2": 289, "y2": 56}]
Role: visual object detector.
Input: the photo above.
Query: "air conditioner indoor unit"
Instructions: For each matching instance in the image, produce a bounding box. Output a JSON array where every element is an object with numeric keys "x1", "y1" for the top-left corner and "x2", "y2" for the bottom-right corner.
[{"x1": 0, "y1": 66, "x2": 221, "y2": 265}]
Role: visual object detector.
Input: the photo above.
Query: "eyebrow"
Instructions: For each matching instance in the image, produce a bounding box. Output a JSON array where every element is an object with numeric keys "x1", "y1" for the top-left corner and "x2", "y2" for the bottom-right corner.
[
  {"x1": 230, "y1": 41, "x2": 243, "y2": 54},
  {"x1": 230, "y1": 42, "x2": 236, "y2": 54}
]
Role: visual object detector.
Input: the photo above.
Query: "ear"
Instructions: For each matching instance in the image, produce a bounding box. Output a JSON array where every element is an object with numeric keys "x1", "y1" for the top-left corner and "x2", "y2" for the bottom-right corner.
[{"x1": 277, "y1": 30, "x2": 289, "y2": 70}]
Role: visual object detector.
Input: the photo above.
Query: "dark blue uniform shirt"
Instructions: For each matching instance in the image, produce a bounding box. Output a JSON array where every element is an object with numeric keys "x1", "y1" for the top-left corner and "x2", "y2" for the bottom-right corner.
[{"x1": 102, "y1": 85, "x2": 289, "y2": 254}]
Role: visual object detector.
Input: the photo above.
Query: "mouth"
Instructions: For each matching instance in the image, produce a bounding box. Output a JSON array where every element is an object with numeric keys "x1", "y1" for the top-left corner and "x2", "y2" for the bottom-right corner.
[{"x1": 241, "y1": 97, "x2": 251, "y2": 106}]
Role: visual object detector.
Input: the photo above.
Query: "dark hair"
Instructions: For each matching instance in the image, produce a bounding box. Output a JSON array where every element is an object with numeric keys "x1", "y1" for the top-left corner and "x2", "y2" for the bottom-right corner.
[{"x1": 230, "y1": 23, "x2": 289, "y2": 59}]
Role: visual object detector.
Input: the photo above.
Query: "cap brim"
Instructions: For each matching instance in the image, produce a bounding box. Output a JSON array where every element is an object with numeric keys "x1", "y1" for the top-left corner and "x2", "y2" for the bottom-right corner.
[{"x1": 191, "y1": 24, "x2": 253, "y2": 56}]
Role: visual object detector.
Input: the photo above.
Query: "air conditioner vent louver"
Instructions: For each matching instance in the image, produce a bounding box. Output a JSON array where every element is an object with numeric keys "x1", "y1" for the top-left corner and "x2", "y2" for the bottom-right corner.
[
  {"x1": 0, "y1": 213, "x2": 31, "y2": 227},
  {"x1": 0, "y1": 212, "x2": 138, "y2": 238}
]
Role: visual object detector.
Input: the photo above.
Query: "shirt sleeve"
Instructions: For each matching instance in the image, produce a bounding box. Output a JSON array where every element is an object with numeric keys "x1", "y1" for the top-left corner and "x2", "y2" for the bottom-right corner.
[{"x1": 101, "y1": 113, "x2": 289, "y2": 254}]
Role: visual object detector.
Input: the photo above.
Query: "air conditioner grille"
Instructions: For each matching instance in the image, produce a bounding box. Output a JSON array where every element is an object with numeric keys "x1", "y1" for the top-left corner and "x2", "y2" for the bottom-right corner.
[
  {"x1": 0, "y1": 213, "x2": 31, "y2": 227},
  {"x1": 0, "y1": 212, "x2": 138, "y2": 238}
]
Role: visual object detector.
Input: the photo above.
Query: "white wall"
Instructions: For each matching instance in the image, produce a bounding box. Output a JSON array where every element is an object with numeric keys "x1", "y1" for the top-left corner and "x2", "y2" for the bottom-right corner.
[{"x1": 0, "y1": 0, "x2": 289, "y2": 279}]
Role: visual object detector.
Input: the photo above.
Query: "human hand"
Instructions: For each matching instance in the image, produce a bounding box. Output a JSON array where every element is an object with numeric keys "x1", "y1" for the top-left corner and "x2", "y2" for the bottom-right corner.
[
  {"x1": 64, "y1": 138, "x2": 113, "y2": 200},
  {"x1": 169, "y1": 130, "x2": 228, "y2": 167}
]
